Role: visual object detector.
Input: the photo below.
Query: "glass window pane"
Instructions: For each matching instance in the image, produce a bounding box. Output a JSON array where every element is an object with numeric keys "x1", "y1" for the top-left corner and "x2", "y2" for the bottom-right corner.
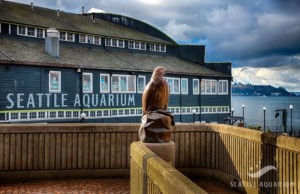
[
  {"x1": 59, "y1": 31, "x2": 66, "y2": 40},
  {"x1": 119, "y1": 40, "x2": 124, "y2": 47},
  {"x1": 36, "y1": 28, "x2": 43, "y2": 38},
  {"x1": 112, "y1": 39, "x2": 117, "y2": 47},
  {"x1": 27, "y1": 27, "x2": 35, "y2": 36},
  {"x1": 112, "y1": 76, "x2": 119, "y2": 91},
  {"x1": 80, "y1": 35, "x2": 86, "y2": 43},
  {"x1": 120, "y1": 76, "x2": 127, "y2": 91},
  {"x1": 137, "y1": 76, "x2": 145, "y2": 92},
  {"x1": 128, "y1": 76, "x2": 135, "y2": 92},
  {"x1": 193, "y1": 79, "x2": 199, "y2": 94},
  {"x1": 87, "y1": 36, "x2": 93, "y2": 44},
  {"x1": 18, "y1": 26, "x2": 26, "y2": 35},
  {"x1": 167, "y1": 78, "x2": 173, "y2": 93},
  {"x1": 181, "y1": 79, "x2": 188, "y2": 94},
  {"x1": 212, "y1": 81, "x2": 216, "y2": 93},
  {"x1": 129, "y1": 41, "x2": 134, "y2": 49},
  {"x1": 49, "y1": 71, "x2": 61, "y2": 92},
  {"x1": 67, "y1": 33, "x2": 74, "y2": 41},
  {"x1": 83, "y1": 73, "x2": 93, "y2": 93},
  {"x1": 100, "y1": 74, "x2": 109, "y2": 93},
  {"x1": 105, "y1": 38, "x2": 111, "y2": 46},
  {"x1": 174, "y1": 79, "x2": 179, "y2": 93},
  {"x1": 223, "y1": 81, "x2": 228, "y2": 93}
]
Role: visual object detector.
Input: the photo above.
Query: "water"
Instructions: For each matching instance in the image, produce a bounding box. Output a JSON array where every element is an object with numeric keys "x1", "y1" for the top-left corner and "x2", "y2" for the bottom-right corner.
[{"x1": 232, "y1": 96, "x2": 300, "y2": 132}]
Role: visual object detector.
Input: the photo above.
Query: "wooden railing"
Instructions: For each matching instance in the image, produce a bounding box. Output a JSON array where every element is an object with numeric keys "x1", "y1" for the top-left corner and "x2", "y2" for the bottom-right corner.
[
  {"x1": 0, "y1": 123, "x2": 299, "y2": 194},
  {"x1": 173, "y1": 124, "x2": 300, "y2": 194}
]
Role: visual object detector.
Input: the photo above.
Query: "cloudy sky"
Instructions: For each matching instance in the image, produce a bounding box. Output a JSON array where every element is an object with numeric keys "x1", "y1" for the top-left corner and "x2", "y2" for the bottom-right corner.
[{"x1": 10, "y1": 0, "x2": 300, "y2": 92}]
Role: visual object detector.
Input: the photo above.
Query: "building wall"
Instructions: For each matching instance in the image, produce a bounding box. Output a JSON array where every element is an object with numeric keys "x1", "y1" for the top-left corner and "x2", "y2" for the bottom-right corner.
[{"x1": 0, "y1": 64, "x2": 230, "y2": 123}]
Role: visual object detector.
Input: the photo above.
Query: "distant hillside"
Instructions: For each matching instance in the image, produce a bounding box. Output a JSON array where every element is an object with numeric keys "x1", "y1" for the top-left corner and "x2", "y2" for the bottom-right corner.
[{"x1": 232, "y1": 83, "x2": 295, "y2": 96}]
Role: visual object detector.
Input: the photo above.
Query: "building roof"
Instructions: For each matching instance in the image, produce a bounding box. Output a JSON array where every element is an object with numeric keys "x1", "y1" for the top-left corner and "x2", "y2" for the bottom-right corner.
[
  {"x1": 0, "y1": 1, "x2": 172, "y2": 45},
  {"x1": 0, "y1": 35, "x2": 230, "y2": 77}
]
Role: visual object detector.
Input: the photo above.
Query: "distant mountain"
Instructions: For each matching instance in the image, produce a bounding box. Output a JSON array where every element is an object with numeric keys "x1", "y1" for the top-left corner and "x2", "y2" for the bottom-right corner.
[{"x1": 232, "y1": 83, "x2": 295, "y2": 96}]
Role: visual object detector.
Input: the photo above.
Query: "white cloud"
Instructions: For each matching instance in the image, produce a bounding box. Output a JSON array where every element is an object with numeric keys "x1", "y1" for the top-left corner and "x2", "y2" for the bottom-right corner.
[{"x1": 88, "y1": 7, "x2": 106, "y2": 13}]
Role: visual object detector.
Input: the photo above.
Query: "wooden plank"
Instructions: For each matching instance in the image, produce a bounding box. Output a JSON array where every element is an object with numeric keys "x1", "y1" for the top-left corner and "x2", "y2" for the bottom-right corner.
[
  {"x1": 105, "y1": 133, "x2": 111, "y2": 168},
  {"x1": 174, "y1": 132, "x2": 180, "y2": 167},
  {"x1": 4, "y1": 134, "x2": 10, "y2": 170},
  {"x1": 179, "y1": 132, "x2": 185, "y2": 167},
  {"x1": 200, "y1": 132, "x2": 205, "y2": 168},
  {"x1": 116, "y1": 132, "x2": 122, "y2": 169},
  {"x1": 100, "y1": 133, "x2": 106, "y2": 168},
  {"x1": 293, "y1": 152, "x2": 298, "y2": 194},
  {"x1": 89, "y1": 133, "x2": 95, "y2": 169},
  {"x1": 27, "y1": 134, "x2": 33, "y2": 170},
  {"x1": 61, "y1": 133, "x2": 67, "y2": 169},
  {"x1": 206, "y1": 132, "x2": 211, "y2": 169},
  {"x1": 94, "y1": 133, "x2": 100, "y2": 168},
  {"x1": 297, "y1": 153, "x2": 300, "y2": 194},
  {"x1": 77, "y1": 133, "x2": 84, "y2": 169},
  {"x1": 121, "y1": 133, "x2": 127, "y2": 168},
  {"x1": 66, "y1": 133, "x2": 73, "y2": 169},
  {"x1": 215, "y1": 133, "x2": 219, "y2": 170},
  {"x1": 33, "y1": 134, "x2": 39, "y2": 170},
  {"x1": 190, "y1": 131, "x2": 196, "y2": 167},
  {"x1": 55, "y1": 134, "x2": 61, "y2": 170},
  {"x1": 15, "y1": 134, "x2": 21, "y2": 170},
  {"x1": 49, "y1": 133, "x2": 56, "y2": 170},
  {"x1": 185, "y1": 132, "x2": 190, "y2": 167},
  {"x1": 9, "y1": 134, "x2": 16, "y2": 170},
  {"x1": 72, "y1": 133, "x2": 78, "y2": 169},
  {"x1": 211, "y1": 132, "x2": 215, "y2": 169},
  {"x1": 44, "y1": 133, "x2": 50, "y2": 170},
  {"x1": 83, "y1": 133, "x2": 89, "y2": 169},
  {"x1": 126, "y1": 133, "x2": 133, "y2": 168},
  {"x1": 195, "y1": 132, "x2": 200, "y2": 167},
  {"x1": 110, "y1": 133, "x2": 116, "y2": 168},
  {"x1": 0, "y1": 134, "x2": 3, "y2": 171},
  {"x1": 38, "y1": 134, "x2": 45, "y2": 170}
]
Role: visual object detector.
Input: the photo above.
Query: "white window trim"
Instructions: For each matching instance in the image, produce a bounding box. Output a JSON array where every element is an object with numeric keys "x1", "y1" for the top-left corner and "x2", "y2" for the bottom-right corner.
[
  {"x1": 82, "y1": 73, "x2": 93, "y2": 93},
  {"x1": 181, "y1": 78, "x2": 189, "y2": 95},
  {"x1": 93, "y1": 36, "x2": 101, "y2": 45},
  {"x1": 137, "y1": 76, "x2": 146, "y2": 93},
  {"x1": 49, "y1": 71, "x2": 61, "y2": 93},
  {"x1": 150, "y1": 43, "x2": 166, "y2": 52},
  {"x1": 9, "y1": 24, "x2": 11, "y2": 34},
  {"x1": 111, "y1": 74, "x2": 136, "y2": 93},
  {"x1": 193, "y1": 79, "x2": 200, "y2": 95},
  {"x1": 0, "y1": 22, "x2": 2, "y2": 33},
  {"x1": 218, "y1": 80, "x2": 228, "y2": 95},
  {"x1": 59, "y1": 31, "x2": 75, "y2": 42},
  {"x1": 201, "y1": 79, "x2": 217, "y2": 95},
  {"x1": 166, "y1": 77, "x2": 180, "y2": 94},
  {"x1": 100, "y1": 74, "x2": 110, "y2": 93},
  {"x1": 105, "y1": 38, "x2": 125, "y2": 48},
  {"x1": 128, "y1": 41, "x2": 147, "y2": 50},
  {"x1": 17, "y1": 25, "x2": 45, "y2": 38}
]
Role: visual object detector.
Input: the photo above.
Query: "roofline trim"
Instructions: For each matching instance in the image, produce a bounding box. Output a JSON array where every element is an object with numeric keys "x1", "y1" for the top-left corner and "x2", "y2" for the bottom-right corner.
[{"x1": 0, "y1": 59, "x2": 231, "y2": 78}]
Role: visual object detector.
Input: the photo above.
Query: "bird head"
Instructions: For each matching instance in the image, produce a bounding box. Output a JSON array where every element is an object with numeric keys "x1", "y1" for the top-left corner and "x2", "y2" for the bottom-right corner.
[{"x1": 151, "y1": 66, "x2": 166, "y2": 80}]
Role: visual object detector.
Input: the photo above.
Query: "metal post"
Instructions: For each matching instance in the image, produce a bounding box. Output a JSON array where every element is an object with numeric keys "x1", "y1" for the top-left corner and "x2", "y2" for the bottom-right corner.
[
  {"x1": 192, "y1": 109, "x2": 196, "y2": 123},
  {"x1": 242, "y1": 104, "x2": 245, "y2": 124},
  {"x1": 263, "y1": 107, "x2": 266, "y2": 132},
  {"x1": 231, "y1": 108, "x2": 234, "y2": 125},
  {"x1": 290, "y1": 105, "x2": 293, "y2": 136}
]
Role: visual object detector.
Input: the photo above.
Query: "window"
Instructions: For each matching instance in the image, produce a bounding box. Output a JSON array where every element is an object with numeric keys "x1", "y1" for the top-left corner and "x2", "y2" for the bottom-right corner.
[
  {"x1": 100, "y1": 74, "x2": 110, "y2": 93},
  {"x1": 105, "y1": 38, "x2": 111, "y2": 46},
  {"x1": 137, "y1": 76, "x2": 146, "y2": 93},
  {"x1": 141, "y1": 43, "x2": 146, "y2": 50},
  {"x1": 166, "y1": 77, "x2": 180, "y2": 94},
  {"x1": 49, "y1": 71, "x2": 61, "y2": 93},
  {"x1": 94, "y1": 36, "x2": 101, "y2": 45},
  {"x1": 193, "y1": 79, "x2": 199, "y2": 94},
  {"x1": 128, "y1": 41, "x2": 134, "y2": 49},
  {"x1": 112, "y1": 39, "x2": 118, "y2": 47},
  {"x1": 36, "y1": 28, "x2": 44, "y2": 38},
  {"x1": 67, "y1": 33, "x2": 74, "y2": 41},
  {"x1": 87, "y1": 35, "x2": 93, "y2": 44},
  {"x1": 18, "y1": 26, "x2": 45, "y2": 38},
  {"x1": 79, "y1": 34, "x2": 86, "y2": 43},
  {"x1": 201, "y1": 79, "x2": 217, "y2": 94},
  {"x1": 150, "y1": 43, "x2": 166, "y2": 52},
  {"x1": 59, "y1": 32, "x2": 66, "y2": 40},
  {"x1": 111, "y1": 75, "x2": 136, "y2": 93},
  {"x1": 105, "y1": 38, "x2": 124, "y2": 48},
  {"x1": 83, "y1": 73, "x2": 93, "y2": 93},
  {"x1": 218, "y1": 80, "x2": 228, "y2": 94},
  {"x1": 181, "y1": 78, "x2": 188, "y2": 94},
  {"x1": 18, "y1": 26, "x2": 26, "y2": 35}
]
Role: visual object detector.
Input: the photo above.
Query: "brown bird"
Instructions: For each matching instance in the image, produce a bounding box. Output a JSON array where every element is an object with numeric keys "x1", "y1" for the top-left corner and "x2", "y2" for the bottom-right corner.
[{"x1": 142, "y1": 66, "x2": 169, "y2": 114}]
